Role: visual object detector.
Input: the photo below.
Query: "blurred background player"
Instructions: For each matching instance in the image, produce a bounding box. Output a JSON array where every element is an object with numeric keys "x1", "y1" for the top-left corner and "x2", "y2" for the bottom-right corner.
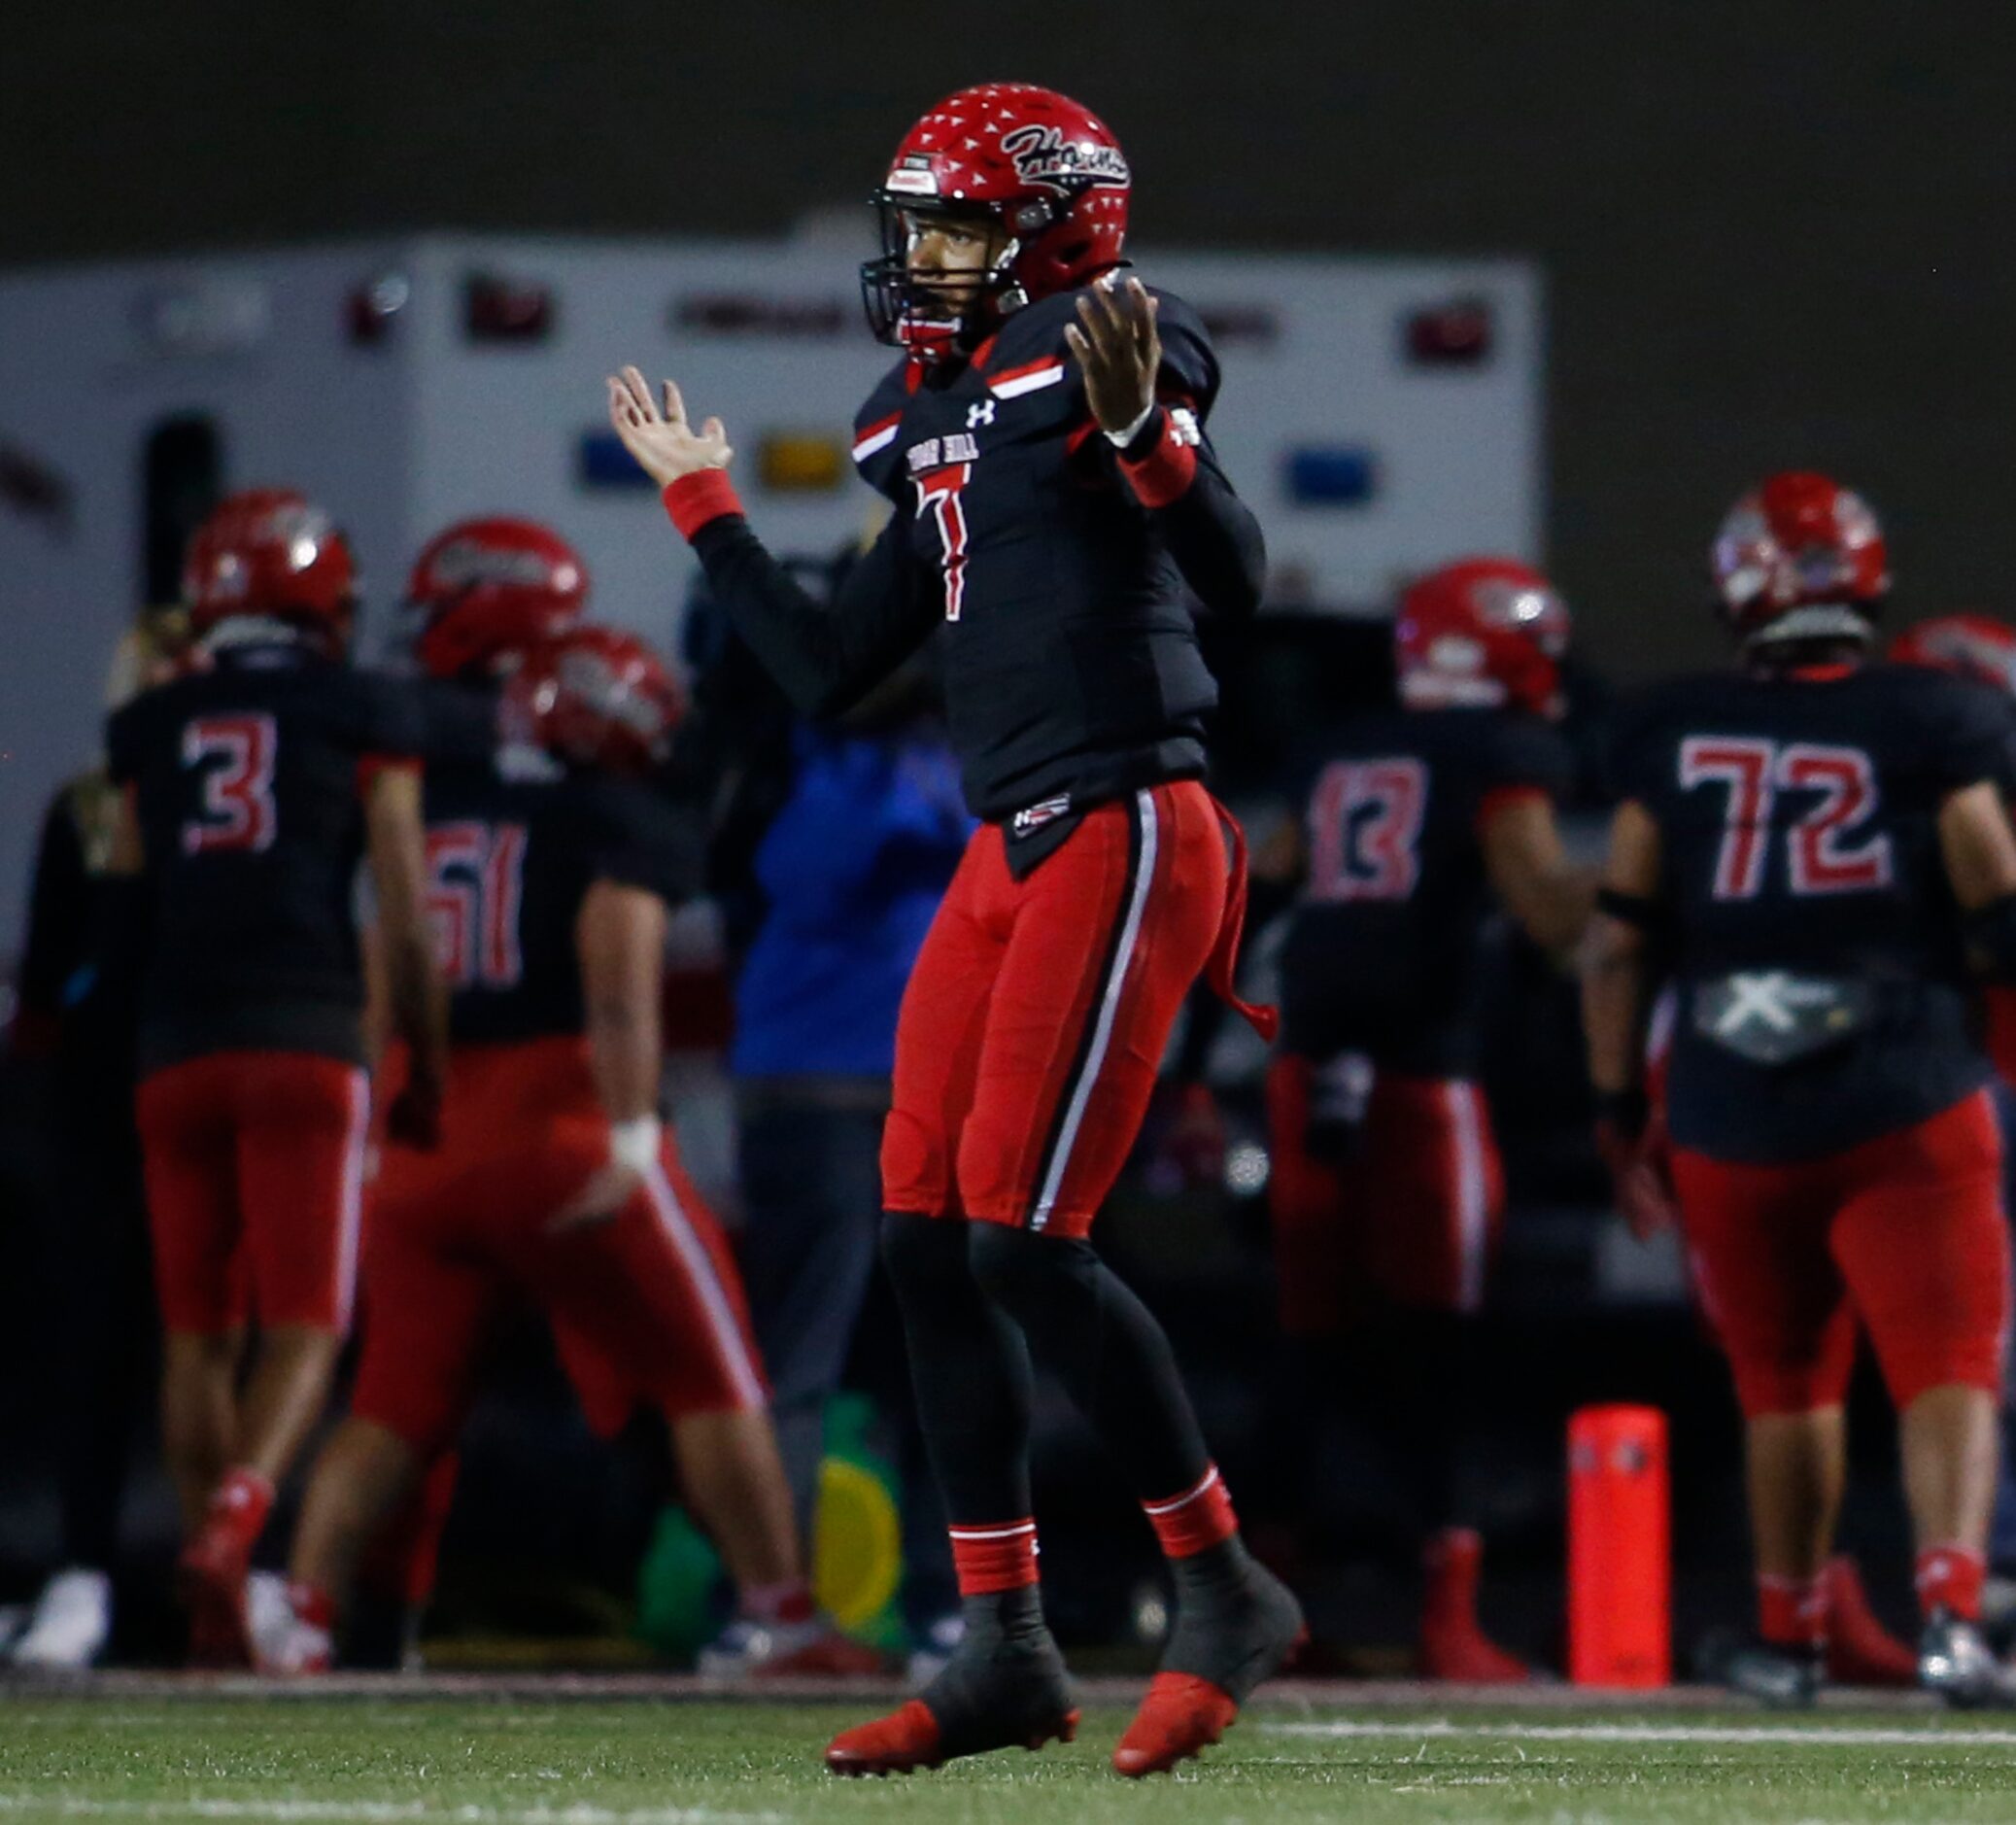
[
  {"x1": 106, "y1": 489, "x2": 448, "y2": 1665},
  {"x1": 694, "y1": 565, "x2": 971, "y2": 1679},
  {"x1": 4, "y1": 606, "x2": 187, "y2": 1668},
  {"x1": 272, "y1": 592, "x2": 868, "y2": 1677},
  {"x1": 608, "y1": 83, "x2": 1301, "y2": 1777},
  {"x1": 1890, "y1": 610, "x2": 2016, "y2": 1601},
  {"x1": 1257, "y1": 558, "x2": 1590, "y2": 1680},
  {"x1": 1586, "y1": 472, "x2": 2016, "y2": 1705}
]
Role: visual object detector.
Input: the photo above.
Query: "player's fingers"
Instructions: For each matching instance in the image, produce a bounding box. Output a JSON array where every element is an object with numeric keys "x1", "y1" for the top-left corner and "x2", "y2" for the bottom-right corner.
[
  {"x1": 1072, "y1": 298, "x2": 1111, "y2": 364},
  {"x1": 662, "y1": 378, "x2": 689, "y2": 427},
  {"x1": 1064, "y1": 323, "x2": 1089, "y2": 364},
  {"x1": 700, "y1": 415, "x2": 728, "y2": 449},
  {"x1": 619, "y1": 365, "x2": 655, "y2": 418}
]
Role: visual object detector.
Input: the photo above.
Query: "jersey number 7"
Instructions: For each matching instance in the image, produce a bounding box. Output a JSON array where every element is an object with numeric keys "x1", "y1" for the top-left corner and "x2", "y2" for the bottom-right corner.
[
  {"x1": 914, "y1": 463, "x2": 973, "y2": 622},
  {"x1": 1680, "y1": 737, "x2": 1894, "y2": 899}
]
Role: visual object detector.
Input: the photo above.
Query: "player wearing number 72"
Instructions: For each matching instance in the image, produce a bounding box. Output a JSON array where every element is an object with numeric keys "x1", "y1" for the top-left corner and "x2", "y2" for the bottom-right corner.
[
  {"x1": 607, "y1": 83, "x2": 1295, "y2": 1778},
  {"x1": 1585, "y1": 470, "x2": 2016, "y2": 1706},
  {"x1": 103, "y1": 488, "x2": 449, "y2": 1668}
]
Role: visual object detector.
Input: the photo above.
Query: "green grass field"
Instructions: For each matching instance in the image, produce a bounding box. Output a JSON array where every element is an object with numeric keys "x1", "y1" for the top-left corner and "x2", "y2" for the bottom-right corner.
[{"x1": 10, "y1": 1692, "x2": 2016, "y2": 1823}]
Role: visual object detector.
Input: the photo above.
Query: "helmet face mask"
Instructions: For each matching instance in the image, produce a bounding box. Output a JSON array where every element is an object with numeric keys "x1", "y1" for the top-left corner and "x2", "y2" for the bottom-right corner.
[
  {"x1": 861, "y1": 84, "x2": 1132, "y2": 362},
  {"x1": 1712, "y1": 471, "x2": 1890, "y2": 655}
]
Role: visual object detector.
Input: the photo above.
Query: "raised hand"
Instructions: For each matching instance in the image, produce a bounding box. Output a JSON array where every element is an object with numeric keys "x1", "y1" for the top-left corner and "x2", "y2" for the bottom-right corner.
[
  {"x1": 605, "y1": 365, "x2": 734, "y2": 488},
  {"x1": 1064, "y1": 274, "x2": 1161, "y2": 438}
]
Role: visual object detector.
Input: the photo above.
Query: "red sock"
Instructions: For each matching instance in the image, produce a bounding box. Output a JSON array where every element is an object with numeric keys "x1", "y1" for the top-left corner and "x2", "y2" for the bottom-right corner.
[
  {"x1": 209, "y1": 1467, "x2": 275, "y2": 1549},
  {"x1": 741, "y1": 1578, "x2": 816, "y2": 1626},
  {"x1": 1757, "y1": 1572, "x2": 1828, "y2": 1650},
  {"x1": 1916, "y1": 1545, "x2": 1986, "y2": 1622},
  {"x1": 947, "y1": 1519, "x2": 1039, "y2": 1596},
  {"x1": 1142, "y1": 1464, "x2": 1240, "y2": 1561}
]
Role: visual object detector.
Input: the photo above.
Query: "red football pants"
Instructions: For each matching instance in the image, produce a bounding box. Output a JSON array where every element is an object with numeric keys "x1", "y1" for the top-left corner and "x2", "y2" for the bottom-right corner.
[
  {"x1": 351, "y1": 1036, "x2": 767, "y2": 1459},
  {"x1": 136, "y1": 1050, "x2": 370, "y2": 1334},
  {"x1": 1266, "y1": 1053, "x2": 1504, "y2": 1330},
  {"x1": 1673, "y1": 1090, "x2": 2010, "y2": 1417},
  {"x1": 883, "y1": 781, "x2": 1239, "y2": 1239}
]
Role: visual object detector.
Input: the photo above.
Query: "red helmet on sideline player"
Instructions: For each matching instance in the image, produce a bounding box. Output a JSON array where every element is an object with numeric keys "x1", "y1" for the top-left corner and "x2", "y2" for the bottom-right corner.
[
  {"x1": 183, "y1": 489, "x2": 357, "y2": 650},
  {"x1": 1394, "y1": 557, "x2": 1572, "y2": 720},
  {"x1": 1711, "y1": 471, "x2": 1890, "y2": 651},
  {"x1": 408, "y1": 517, "x2": 588, "y2": 680},
  {"x1": 861, "y1": 83, "x2": 1131, "y2": 362},
  {"x1": 1889, "y1": 613, "x2": 2016, "y2": 694},
  {"x1": 507, "y1": 626, "x2": 684, "y2": 775}
]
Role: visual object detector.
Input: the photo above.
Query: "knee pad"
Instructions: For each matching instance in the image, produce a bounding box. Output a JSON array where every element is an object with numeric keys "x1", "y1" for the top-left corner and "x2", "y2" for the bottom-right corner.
[
  {"x1": 967, "y1": 1223, "x2": 1097, "y2": 1333},
  {"x1": 879, "y1": 1210, "x2": 972, "y2": 1302}
]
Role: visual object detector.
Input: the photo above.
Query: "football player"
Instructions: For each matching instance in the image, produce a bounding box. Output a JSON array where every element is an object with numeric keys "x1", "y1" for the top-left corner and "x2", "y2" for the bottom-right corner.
[
  {"x1": 1263, "y1": 558, "x2": 1589, "y2": 1680},
  {"x1": 1586, "y1": 473, "x2": 2016, "y2": 1705},
  {"x1": 271, "y1": 575, "x2": 865, "y2": 1677},
  {"x1": 605, "y1": 84, "x2": 1300, "y2": 1775},
  {"x1": 106, "y1": 490, "x2": 449, "y2": 1665}
]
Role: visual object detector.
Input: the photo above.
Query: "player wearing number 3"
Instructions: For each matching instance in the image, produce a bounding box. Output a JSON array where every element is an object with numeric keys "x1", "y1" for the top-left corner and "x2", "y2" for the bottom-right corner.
[
  {"x1": 1585, "y1": 471, "x2": 2016, "y2": 1705},
  {"x1": 105, "y1": 489, "x2": 449, "y2": 1665},
  {"x1": 608, "y1": 84, "x2": 1297, "y2": 1776}
]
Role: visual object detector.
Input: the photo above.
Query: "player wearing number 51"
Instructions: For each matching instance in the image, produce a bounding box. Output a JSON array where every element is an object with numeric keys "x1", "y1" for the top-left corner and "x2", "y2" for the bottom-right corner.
[
  {"x1": 608, "y1": 84, "x2": 1290, "y2": 1778},
  {"x1": 1585, "y1": 470, "x2": 2016, "y2": 1707},
  {"x1": 103, "y1": 488, "x2": 449, "y2": 1668}
]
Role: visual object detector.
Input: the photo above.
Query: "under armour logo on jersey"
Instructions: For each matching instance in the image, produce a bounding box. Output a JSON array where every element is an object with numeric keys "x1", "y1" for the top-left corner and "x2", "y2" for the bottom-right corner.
[
  {"x1": 967, "y1": 399, "x2": 997, "y2": 429},
  {"x1": 1712, "y1": 972, "x2": 1836, "y2": 1037}
]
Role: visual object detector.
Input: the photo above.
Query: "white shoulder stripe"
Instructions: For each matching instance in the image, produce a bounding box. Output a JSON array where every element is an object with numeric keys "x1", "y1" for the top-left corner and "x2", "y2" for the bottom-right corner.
[
  {"x1": 990, "y1": 361, "x2": 1068, "y2": 400},
  {"x1": 852, "y1": 422, "x2": 900, "y2": 463}
]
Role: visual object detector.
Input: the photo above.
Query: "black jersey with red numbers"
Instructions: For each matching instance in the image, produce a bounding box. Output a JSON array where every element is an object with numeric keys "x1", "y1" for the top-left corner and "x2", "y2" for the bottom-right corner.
[
  {"x1": 106, "y1": 645, "x2": 425, "y2": 1073},
  {"x1": 1608, "y1": 662, "x2": 2016, "y2": 1163},
  {"x1": 673, "y1": 286, "x2": 1264, "y2": 868},
  {"x1": 420, "y1": 749, "x2": 702, "y2": 1046},
  {"x1": 1278, "y1": 706, "x2": 1573, "y2": 1075}
]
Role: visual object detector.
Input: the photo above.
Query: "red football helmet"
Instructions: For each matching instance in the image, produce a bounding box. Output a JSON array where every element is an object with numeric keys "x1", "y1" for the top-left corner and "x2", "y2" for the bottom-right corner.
[
  {"x1": 1711, "y1": 471, "x2": 1890, "y2": 649},
  {"x1": 507, "y1": 626, "x2": 684, "y2": 775},
  {"x1": 182, "y1": 489, "x2": 357, "y2": 646},
  {"x1": 1394, "y1": 558, "x2": 1572, "y2": 720},
  {"x1": 1890, "y1": 613, "x2": 2016, "y2": 694},
  {"x1": 862, "y1": 83, "x2": 1131, "y2": 362},
  {"x1": 408, "y1": 517, "x2": 588, "y2": 680}
]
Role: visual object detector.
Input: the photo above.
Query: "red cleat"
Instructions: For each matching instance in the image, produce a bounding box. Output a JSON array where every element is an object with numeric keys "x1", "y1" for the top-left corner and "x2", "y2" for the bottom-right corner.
[
  {"x1": 1112, "y1": 1671, "x2": 1239, "y2": 1776},
  {"x1": 1825, "y1": 1556, "x2": 1918, "y2": 1688},
  {"x1": 1419, "y1": 1526, "x2": 1531, "y2": 1684},
  {"x1": 180, "y1": 1523, "x2": 254, "y2": 1670},
  {"x1": 825, "y1": 1698, "x2": 1078, "y2": 1777}
]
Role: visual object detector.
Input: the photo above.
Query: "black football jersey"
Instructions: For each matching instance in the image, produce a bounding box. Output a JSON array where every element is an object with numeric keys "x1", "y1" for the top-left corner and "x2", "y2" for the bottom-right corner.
[
  {"x1": 106, "y1": 645, "x2": 426, "y2": 1072},
  {"x1": 1278, "y1": 706, "x2": 1573, "y2": 1075},
  {"x1": 1608, "y1": 662, "x2": 2016, "y2": 1161},
  {"x1": 689, "y1": 286, "x2": 1264, "y2": 857},
  {"x1": 419, "y1": 751, "x2": 703, "y2": 1046}
]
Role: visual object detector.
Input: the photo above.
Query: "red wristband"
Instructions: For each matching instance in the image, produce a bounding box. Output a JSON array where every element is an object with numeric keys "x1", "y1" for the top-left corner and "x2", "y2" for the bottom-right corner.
[
  {"x1": 663, "y1": 470, "x2": 745, "y2": 540},
  {"x1": 1119, "y1": 409, "x2": 1198, "y2": 509}
]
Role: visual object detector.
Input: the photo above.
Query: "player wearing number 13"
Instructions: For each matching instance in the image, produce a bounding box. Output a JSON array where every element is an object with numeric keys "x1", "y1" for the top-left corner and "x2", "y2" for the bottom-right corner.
[
  {"x1": 103, "y1": 488, "x2": 449, "y2": 1667},
  {"x1": 1586, "y1": 470, "x2": 2016, "y2": 1705},
  {"x1": 607, "y1": 83, "x2": 1294, "y2": 1778}
]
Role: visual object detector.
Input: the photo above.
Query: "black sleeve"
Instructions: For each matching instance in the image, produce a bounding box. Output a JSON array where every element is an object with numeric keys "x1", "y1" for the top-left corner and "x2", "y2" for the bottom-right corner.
[
  {"x1": 104, "y1": 700, "x2": 145, "y2": 786},
  {"x1": 689, "y1": 507, "x2": 939, "y2": 721},
  {"x1": 350, "y1": 671, "x2": 427, "y2": 762},
  {"x1": 1486, "y1": 716, "x2": 1576, "y2": 800},
  {"x1": 418, "y1": 678, "x2": 501, "y2": 766},
  {"x1": 1923, "y1": 674, "x2": 2016, "y2": 795},
  {"x1": 586, "y1": 780, "x2": 706, "y2": 910},
  {"x1": 1598, "y1": 690, "x2": 1663, "y2": 808}
]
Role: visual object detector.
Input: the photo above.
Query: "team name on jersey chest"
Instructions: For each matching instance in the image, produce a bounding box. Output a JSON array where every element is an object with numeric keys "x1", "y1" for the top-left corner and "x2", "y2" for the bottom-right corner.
[{"x1": 906, "y1": 430, "x2": 981, "y2": 474}]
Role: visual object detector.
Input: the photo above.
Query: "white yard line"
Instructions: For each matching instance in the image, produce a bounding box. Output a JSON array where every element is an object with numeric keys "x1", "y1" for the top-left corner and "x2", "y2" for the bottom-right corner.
[
  {"x1": 0, "y1": 1801, "x2": 784, "y2": 1825},
  {"x1": 1265, "y1": 1718, "x2": 2016, "y2": 1748}
]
